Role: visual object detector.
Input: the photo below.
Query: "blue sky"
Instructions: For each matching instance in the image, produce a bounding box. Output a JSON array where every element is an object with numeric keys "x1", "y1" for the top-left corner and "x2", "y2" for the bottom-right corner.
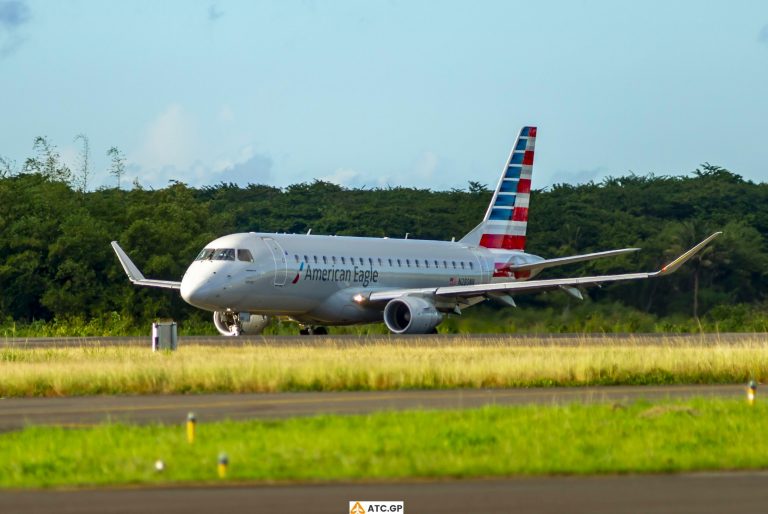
[{"x1": 1, "y1": 0, "x2": 767, "y2": 191}]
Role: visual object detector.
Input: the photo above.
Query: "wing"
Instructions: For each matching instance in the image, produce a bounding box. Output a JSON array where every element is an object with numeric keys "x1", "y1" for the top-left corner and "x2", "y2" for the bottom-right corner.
[
  {"x1": 360, "y1": 232, "x2": 721, "y2": 304},
  {"x1": 111, "y1": 241, "x2": 182, "y2": 290}
]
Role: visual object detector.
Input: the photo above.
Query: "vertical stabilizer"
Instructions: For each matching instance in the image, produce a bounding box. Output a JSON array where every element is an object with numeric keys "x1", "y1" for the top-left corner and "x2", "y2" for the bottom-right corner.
[{"x1": 460, "y1": 126, "x2": 536, "y2": 250}]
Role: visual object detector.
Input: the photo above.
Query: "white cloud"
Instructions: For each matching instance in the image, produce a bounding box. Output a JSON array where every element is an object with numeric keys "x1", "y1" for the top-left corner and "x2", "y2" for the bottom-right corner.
[
  {"x1": 134, "y1": 104, "x2": 199, "y2": 171},
  {"x1": 319, "y1": 168, "x2": 364, "y2": 186},
  {"x1": 125, "y1": 141, "x2": 273, "y2": 189},
  {"x1": 217, "y1": 152, "x2": 272, "y2": 185}
]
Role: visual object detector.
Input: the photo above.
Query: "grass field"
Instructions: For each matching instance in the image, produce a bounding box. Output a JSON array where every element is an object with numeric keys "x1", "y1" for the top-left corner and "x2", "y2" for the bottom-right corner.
[
  {"x1": 2, "y1": 336, "x2": 767, "y2": 396},
  {"x1": 1, "y1": 399, "x2": 766, "y2": 488}
]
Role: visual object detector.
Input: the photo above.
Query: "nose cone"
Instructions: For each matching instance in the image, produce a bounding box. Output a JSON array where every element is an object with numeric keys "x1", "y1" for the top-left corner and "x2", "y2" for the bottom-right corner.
[{"x1": 180, "y1": 270, "x2": 218, "y2": 310}]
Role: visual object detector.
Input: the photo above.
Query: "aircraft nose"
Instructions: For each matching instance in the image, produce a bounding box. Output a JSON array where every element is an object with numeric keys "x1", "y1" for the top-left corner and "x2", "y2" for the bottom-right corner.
[{"x1": 180, "y1": 273, "x2": 217, "y2": 309}]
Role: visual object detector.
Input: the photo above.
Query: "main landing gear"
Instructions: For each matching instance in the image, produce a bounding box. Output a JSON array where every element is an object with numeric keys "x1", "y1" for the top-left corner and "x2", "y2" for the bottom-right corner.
[{"x1": 299, "y1": 326, "x2": 328, "y2": 336}]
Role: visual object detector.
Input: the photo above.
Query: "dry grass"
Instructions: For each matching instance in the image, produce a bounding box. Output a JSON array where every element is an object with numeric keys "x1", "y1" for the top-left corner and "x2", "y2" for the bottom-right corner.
[{"x1": 2, "y1": 335, "x2": 768, "y2": 397}]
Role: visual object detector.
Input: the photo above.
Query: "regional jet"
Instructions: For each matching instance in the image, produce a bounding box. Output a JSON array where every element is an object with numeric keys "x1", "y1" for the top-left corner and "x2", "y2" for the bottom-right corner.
[{"x1": 112, "y1": 126, "x2": 720, "y2": 335}]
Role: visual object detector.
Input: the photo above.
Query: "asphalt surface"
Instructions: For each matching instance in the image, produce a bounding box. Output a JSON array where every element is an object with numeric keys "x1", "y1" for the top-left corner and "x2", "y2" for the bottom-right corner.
[
  {"x1": 2, "y1": 332, "x2": 766, "y2": 348},
  {"x1": 0, "y1": 384, "x2": 745, "y2": 432},
  {"x1": 3, "y1": 473, "x2": 768, "y2": 514}
]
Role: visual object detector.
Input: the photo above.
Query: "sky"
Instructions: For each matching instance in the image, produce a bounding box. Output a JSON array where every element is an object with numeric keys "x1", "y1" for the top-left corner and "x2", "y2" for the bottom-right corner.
[{"x1": 0, "y1": 0, "x2": 767, "y2": 191}]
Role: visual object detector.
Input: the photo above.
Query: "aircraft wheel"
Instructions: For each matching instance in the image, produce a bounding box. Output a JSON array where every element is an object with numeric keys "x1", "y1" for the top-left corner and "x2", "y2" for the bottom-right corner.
[
  {"x1": 299, "y1": 327, "x2": 310, "y2": 336},
  {"x1": 313, "y1": 326, "x2": 328, "y2": 335}
]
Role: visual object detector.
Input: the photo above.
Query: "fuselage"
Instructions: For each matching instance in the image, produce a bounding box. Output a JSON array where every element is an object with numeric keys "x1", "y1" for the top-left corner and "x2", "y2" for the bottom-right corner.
[{"x1": 180, "y1": 232, "x2": 544, "y2": 325}]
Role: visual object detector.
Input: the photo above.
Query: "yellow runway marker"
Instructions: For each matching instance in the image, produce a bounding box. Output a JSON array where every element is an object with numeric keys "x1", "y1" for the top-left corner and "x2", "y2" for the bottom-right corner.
[
  {"x1": 186, "y1": 412, "x2": 196, "y2": 443},
  {"x1": 217, "y1": 453, "x2": 228, "y2": 478}
]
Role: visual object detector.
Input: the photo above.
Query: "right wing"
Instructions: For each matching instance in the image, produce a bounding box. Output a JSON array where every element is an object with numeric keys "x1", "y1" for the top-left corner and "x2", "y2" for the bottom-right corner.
[
  {"x1": 362, "y1": 232, "x2": 721, "y2": 303},
  {"x1": 111, "y1": 241, "x2": 182, "y2": 290}
]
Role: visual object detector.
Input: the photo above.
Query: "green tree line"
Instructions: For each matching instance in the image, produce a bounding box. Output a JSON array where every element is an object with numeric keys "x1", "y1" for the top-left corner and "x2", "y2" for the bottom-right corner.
[{"x1": 0, "y1": 139, "x2": 766, "y2": 334}]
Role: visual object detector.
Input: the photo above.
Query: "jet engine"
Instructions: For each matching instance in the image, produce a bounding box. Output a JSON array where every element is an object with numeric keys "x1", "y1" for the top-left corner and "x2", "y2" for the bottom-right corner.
[
  {"x1": 213, "y1": 311, "x2": 270, "y2": 336},
  {"x1": 383, "y1": 296, "x2": 443, "y2": 334}
]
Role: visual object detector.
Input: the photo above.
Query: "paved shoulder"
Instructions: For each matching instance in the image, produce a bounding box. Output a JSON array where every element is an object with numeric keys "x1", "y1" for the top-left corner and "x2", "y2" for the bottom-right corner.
[
  {"x1": 0, "y1": 385, "x2": 743, "y2": 432},
  {"x1": 2, "y1": 473, "x2": 768, "y2": 514}
]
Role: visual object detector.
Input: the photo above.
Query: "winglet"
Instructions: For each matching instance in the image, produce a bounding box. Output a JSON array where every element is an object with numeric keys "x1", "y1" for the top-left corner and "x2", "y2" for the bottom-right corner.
[
  {"x1": 111, "y1": 241, "x2": 146, "y2": 283},
  {"x1": 110, "y1": 242, "x2": 182, "y2": 289},
  {"x1": 656, "y1": 232, "x2": 722, "y2": 276}
]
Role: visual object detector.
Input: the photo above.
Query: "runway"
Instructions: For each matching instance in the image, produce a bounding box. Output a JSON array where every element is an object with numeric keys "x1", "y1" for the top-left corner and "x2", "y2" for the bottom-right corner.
[
  {"x1": 0, "y1": 384, "x2": 744, "y2": 432},
  {"x1": 2, "y1": 332, "x2": 766, "y2": 348},
  {"x1": 3, "y1": 472, "x2": 768, "y2": 514}
]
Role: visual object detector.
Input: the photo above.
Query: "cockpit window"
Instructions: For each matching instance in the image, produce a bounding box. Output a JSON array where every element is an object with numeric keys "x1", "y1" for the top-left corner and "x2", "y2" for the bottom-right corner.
[
  {"x1": 237, "y1": 249, "x2": 253, "y2": 262},
  {"x1": 195, "y1": 248, "x2": 215, "y2": 261},
  {"x1": 213, "y1": 248, "x2": 236, "y2": 261}
]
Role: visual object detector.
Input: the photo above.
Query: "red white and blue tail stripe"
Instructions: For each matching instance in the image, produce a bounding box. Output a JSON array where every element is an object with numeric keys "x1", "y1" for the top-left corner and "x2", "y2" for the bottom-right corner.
[
  {"x1": 459, "y1": 126, "x2": 536, "y2": 253},
  {"x1": 479, "y1": 125, "x2": 535, "y2": 250}
]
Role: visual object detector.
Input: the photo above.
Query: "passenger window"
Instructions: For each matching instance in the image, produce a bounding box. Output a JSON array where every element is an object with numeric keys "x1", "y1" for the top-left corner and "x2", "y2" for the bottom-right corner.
[
  {"x1": 469, "y1": 262, "x2": 474, "y2": 270},
  {"x1": 359, "y1": 257, "x2": 364, "y2": 265},
  {"x1": 452, "y1": 261, "x2": 456, "y2": 269},
  {"x1": 237, "y1": 249, "x2": 254, "y2": 262},
  {"x1": 397, "y1": 259, "x2": 402, "y2": 267},
  {"x1": 378, "y1": 258, "x2": 382, "y2": 266},
  {"x1": 406, "y1": 259, "x2": 410, "y2": 267},
  {"x1": 388, "y1": 259, "x2": 393, "y2": 266},
  {"x1": 323, "y1": 256, "x2": 328, "y2": 264},
  {"x1": 294, "y1": 254, "x2": 299, "y2": 263},
  {"x1": 313, "y1": 256, "x2": 318, "y2": 264},
  {"x1": 369, "y1": 258, "x2": 373, "y2": 265},
  {"x1": 304, "y1": 255, "x2": 309, "y2": 262},
  {"x1": 434, "y1": 260, "x2": 439, "y2": 267},
  {"x1": 341, "y1": 257, "x2": 346, "y2": 264},
  {"x1": 425, "y1": 260, "x2": 429, "y2": 268},
  {"x1": 415, "y1": 259, "x2": 420, "y2": 268},
  {"x1": 461, "y1": 262, "x2": 465, "y2": 269},
  {"x1": 443, "y1": 260, "x2": 448, "y2": 268}
]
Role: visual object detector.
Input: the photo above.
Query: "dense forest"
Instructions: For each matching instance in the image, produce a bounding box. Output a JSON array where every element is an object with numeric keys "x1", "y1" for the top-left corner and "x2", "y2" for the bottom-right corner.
[{"x1": 1, "y1": 138, "x2": 767, "y2": 334}]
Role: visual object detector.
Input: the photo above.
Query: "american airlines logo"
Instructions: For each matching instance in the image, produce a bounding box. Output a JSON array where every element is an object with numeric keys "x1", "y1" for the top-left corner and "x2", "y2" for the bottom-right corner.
[{"x1": 299, "y1": 263, "x2": 380, "y2": 287}]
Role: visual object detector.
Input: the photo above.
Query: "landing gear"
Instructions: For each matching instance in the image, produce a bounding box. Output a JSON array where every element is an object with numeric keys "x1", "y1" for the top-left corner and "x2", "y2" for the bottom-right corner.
[{"x1": 299, "y1": 325, "x2": 328, "y2": 336}]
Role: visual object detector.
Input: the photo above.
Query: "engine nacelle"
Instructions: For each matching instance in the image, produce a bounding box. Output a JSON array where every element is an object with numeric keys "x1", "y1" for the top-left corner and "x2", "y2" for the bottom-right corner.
[
  {"x1": 213, "y1": 311, "x2": 270, "y2": 336},
  {"x1": 383, "y1": 296, "x2": 443, "y2": 334}
]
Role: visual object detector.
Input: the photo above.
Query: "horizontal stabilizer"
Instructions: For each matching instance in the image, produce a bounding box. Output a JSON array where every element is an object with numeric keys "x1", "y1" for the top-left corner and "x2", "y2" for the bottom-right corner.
[
  {"x1": 505, "y1": 247, "x2": 640, "y2": 273},
  {"x1": 111, "y1": 242, "x2": 182, "y2": 290}
]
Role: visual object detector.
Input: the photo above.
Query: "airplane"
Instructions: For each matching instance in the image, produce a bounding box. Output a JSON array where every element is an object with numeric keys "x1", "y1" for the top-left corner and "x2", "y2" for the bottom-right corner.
[{"x1": 111, "y1": 126, "x2": 721, "y2": 336}]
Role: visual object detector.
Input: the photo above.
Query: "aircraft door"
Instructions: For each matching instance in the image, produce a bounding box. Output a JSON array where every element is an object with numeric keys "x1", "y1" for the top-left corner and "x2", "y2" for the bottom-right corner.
[{"x1": 261, "y1": 237, "x2": 288, "y2": 286}]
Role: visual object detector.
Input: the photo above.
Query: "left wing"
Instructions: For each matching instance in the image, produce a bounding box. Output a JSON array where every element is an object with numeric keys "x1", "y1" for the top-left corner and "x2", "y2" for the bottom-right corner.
[
  {"x1": 111, "y1": 242, "x2": 182, "y2": 290},
  {"x1": 360, "y1": 232, "x2": 721, "y2": 304}
]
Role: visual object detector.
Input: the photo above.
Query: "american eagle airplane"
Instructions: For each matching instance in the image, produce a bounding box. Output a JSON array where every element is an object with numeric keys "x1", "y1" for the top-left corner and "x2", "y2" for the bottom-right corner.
[{"x1": 112, "y1": 126, "x2": 720, "y2": 335}]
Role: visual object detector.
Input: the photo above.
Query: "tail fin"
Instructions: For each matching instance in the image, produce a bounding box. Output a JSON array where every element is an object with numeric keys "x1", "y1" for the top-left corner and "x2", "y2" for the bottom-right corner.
[{"x1": 460, "y1": 126, "x2": 536, "y2": 250}]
